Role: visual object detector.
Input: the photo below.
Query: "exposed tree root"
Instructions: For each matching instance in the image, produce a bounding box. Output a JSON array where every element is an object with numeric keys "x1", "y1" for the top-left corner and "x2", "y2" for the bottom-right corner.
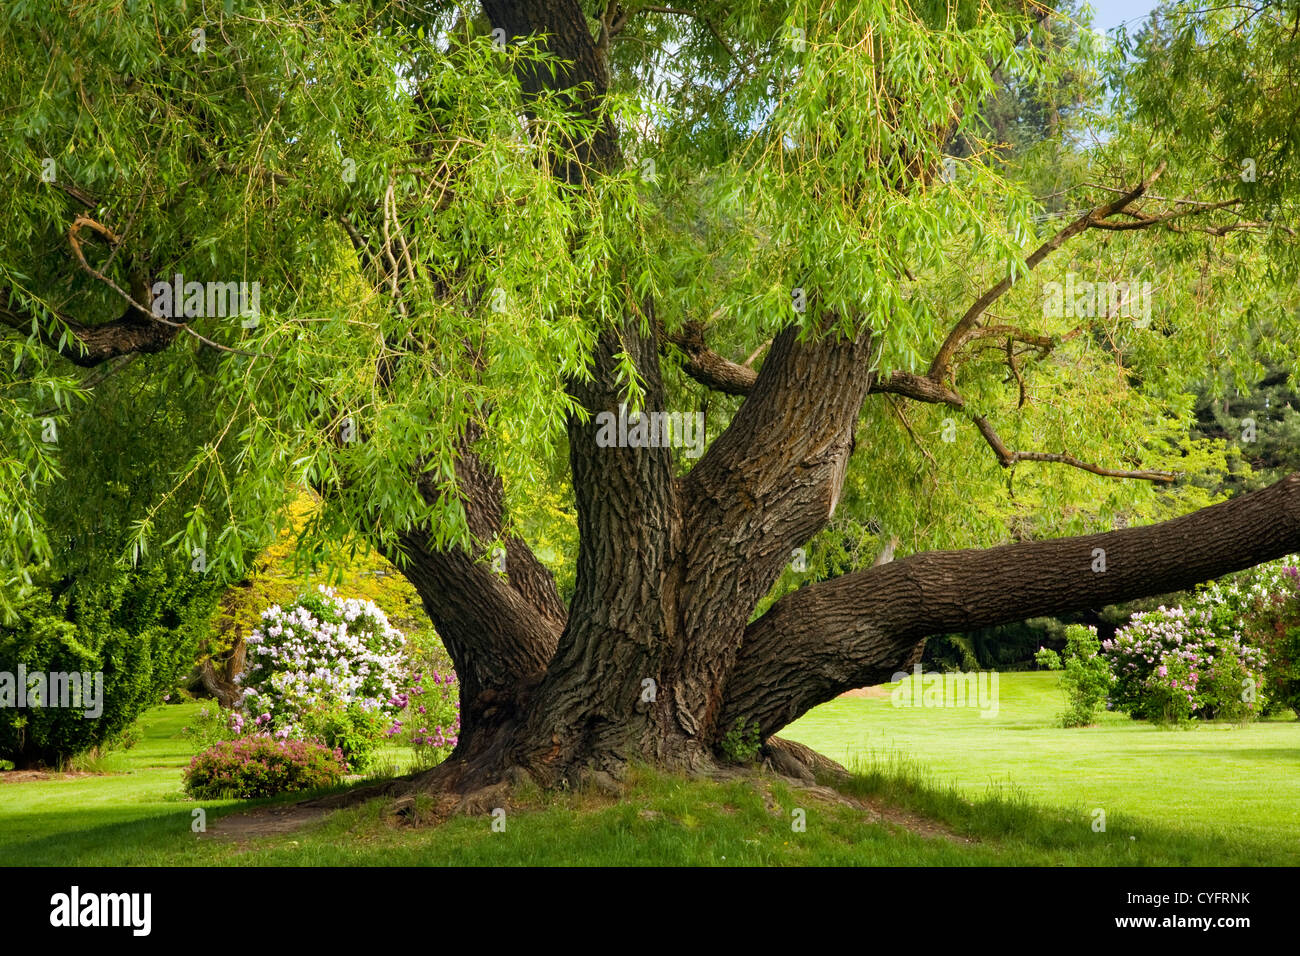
[
  {"x1": 244, "y1": 735, "x2": 849, "y2": 835},
  {"x1": 206, "y1": 736, "x2": 969, "y2": 847},
  {"x1": 760, "y1": 735, "x2": 850, "y2": 785}
]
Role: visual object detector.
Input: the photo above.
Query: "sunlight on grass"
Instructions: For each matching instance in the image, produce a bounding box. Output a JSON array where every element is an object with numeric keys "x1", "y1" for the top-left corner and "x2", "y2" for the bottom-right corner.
[
  {"x1": 784, "y1": 672, "x2": 1300, "y2": 850},
  {"x1": 2, "y1": 677, "x2": 1297, "y2": 866}
]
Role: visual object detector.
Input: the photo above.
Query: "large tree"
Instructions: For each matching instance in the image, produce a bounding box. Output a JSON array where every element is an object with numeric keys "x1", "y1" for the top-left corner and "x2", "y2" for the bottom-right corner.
[{"x1": 2, "y1": 0, "x2": 1299, "y2": 797}]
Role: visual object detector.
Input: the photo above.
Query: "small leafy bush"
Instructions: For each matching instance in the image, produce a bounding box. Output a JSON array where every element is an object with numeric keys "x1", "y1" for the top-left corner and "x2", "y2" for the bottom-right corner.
[
  {"x1": 1198, "y1": 556, "x2": 1300, "y2": 715},
  {"x1": 299, "y1": 701, "x2": 388, "y2": 773},
  {"x1": 0, "y1": 563, "x2": 220, "y2": 767},
  {"x1": 1057, "y1": 625, "x2": 1111, "y2": 727},
  {"x1": 719, "y1": 719, "x2": 762, "y2": 764},
  {"x1": 1034, "y1": 646, "x2": 1062, "y2": 671},
  {"x1": 183, "y1": 734, "x2": 346, "y2": 799}
]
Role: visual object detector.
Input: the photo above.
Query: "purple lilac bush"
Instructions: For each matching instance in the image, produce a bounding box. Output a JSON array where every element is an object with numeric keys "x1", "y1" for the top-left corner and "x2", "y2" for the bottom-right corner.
[{"x1": 1102, "y1": 604, "x2": 1267, "y2": 722}]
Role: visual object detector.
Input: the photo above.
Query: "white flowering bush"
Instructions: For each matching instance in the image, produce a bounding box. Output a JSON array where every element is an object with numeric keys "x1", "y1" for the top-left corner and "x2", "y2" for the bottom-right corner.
[
  {"x1": 236, "y1": 587, "x2": 409, "y2": 768},
  {"x1": 1195, "y1": 555, "x2": 1300, "y2": 633},
  {"x1": 1201, "y1": 554, "x2": 1300, "y2": 716}
]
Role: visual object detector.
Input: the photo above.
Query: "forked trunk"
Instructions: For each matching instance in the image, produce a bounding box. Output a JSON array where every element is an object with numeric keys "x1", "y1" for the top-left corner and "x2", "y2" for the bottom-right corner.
[{"x1": 393, "y1": 471, "x2": 1300, "y2": 795}]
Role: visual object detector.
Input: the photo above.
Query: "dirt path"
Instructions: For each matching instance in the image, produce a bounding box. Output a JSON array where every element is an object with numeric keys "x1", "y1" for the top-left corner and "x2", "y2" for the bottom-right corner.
[
  {"x1": 756, "y1": 778, "x2": 975, "y2": 844},
  {"x1": 203, "y1": 805, "x2": 331, "y2": 843},
  {"x1": 837, "y1": 684, "x2": 892, "y2": 699}
]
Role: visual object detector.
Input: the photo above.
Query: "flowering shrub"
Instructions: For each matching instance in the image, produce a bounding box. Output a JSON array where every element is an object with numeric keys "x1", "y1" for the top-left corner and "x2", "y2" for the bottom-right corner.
[
  {"x1": 1240, "y1": 565, "x2": 1300, "y2": 716},
  {"x1": 180, "y1": 705, "x2": 249, "y2": 754},
  {"x1": 236, "y1": 587, "x2": 408, "y2": 768},
  {"x1": 1195, "y1": 557, "x2": 1300, "y2": 625},
  {"x1": 1102, "y1": 605, "x2": 1267, "y2": 722},
  {"x1": 183, "y1": 734, "x2": 346, "y2": 799},
  {"x1": 394, "y1": 629, "x2": 460, "y2": 769}
]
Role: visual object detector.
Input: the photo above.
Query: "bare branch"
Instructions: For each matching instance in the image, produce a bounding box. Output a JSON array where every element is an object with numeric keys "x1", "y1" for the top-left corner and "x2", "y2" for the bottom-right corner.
[
  {"x1": 929, "y1": 162, "x2": 1169, "y2": 382},
  {"x1": 1087, "y1": 197, "x2": 1243, "y2": 231},
  {"x1": 661, "y1": 319, "x2": 758, "y2": 395},
  {"x1": 631, "y1": 5, "x2": 740, "y2": 62},
  {"x1": 67, "y1": 215, "x2": 265, "y2": 359},
  {"x1": 971, "y1": 413, "x2": 1177, "y2": 483}
]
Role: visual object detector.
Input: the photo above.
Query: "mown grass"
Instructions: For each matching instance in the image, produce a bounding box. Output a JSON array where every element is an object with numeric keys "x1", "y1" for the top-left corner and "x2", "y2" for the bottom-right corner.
[
  {"x1": 783, "y1": 671, "x2": 1300, "y2": 853},
  {"x1": 1, "y1": 673, "x2": 1296, "y2": 866}
]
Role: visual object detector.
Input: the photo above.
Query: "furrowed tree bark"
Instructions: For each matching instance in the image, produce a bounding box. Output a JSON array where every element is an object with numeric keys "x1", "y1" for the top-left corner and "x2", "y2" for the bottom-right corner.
[
  {"x1": 669, "y1": 318, "x2": 877, "y2": 744},
  {"x1": 722, "y1": 471, "x2": 1300, "y2": 739},
  {"x1": 511, "y1": 322, "x2": 687, "y2": 781},
  {"x1": 388, "y1": 427, "x2": 564, "y2": 766}
]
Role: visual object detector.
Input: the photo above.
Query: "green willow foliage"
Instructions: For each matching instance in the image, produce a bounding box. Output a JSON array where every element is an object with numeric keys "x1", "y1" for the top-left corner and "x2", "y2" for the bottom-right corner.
[
  {"x1": 1, "y1": 2, "x2": 625, "y2": 601},
  {"x1": 0, "y1": 1, "x2": 1298, "y2": 614}
]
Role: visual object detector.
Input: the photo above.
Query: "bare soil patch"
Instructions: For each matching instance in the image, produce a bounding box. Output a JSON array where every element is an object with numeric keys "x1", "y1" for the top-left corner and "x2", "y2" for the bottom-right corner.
[
  {"x1": 837, "y1": 684, "x2": 892, "y2": 699},
  {"x1": 203, "y1": 805, "x2": 330, "y2": 843},
  {"x1": 0, "y1": 770, "x2": 106, "y2": 784}
]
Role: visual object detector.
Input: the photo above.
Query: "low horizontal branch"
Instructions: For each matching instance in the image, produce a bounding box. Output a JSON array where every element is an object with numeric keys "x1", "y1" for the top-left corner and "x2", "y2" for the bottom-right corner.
[{"x1": 723, "y1": 471, "x2": 1300, "y2": 737}]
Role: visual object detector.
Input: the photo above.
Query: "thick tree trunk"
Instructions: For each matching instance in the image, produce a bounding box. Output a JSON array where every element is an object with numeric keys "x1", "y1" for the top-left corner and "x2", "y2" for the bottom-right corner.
[{"x1": 408, "y1": 469, "x2": 1300, "y2": 794}]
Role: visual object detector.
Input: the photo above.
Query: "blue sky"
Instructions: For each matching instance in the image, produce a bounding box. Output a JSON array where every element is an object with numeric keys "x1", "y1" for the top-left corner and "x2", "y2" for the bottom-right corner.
[{"x1": 1087, "y1": 0, "x2": 1162, "y2": 35}]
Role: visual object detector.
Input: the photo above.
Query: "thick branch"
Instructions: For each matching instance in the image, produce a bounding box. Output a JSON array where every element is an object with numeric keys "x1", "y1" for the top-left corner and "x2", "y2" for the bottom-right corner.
[
  {"x1": 663, "y1": 320, "x2": 758, "y2": 395},
  {"x1": 673, "y1": 317, "x2": 876, "y2": 737},
  {"x1": 724, "y1": 471, "x2": 1300, "y2": 738},
  {"x1": 382, "y1": 424, "x2": 566, "y2": 741},
  {"x1": 0, "y1": 288, "x2": 179, "y2": 367}
]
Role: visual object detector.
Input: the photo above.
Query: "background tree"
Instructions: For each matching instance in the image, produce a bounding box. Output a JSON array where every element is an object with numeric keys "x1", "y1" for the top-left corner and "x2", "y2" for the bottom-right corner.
[{"x1": 0, "y1": 362, "x2": 228, "y2": 766}]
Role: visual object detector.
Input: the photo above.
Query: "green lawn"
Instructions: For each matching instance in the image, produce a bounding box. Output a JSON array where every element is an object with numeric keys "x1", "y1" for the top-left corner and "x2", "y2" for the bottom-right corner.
[
  {"x1": 1, "y1": 673, "x2": 1296, "y2": 866},
  {"x1": 784, "y1": 671, "x2": 1300, "y2": 853}
]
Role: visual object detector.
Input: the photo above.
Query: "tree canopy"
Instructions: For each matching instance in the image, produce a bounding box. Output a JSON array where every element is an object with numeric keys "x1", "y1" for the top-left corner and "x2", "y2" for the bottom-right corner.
[{"x1": 3, "y1": 0, "x2": 1300, "y2": 785}]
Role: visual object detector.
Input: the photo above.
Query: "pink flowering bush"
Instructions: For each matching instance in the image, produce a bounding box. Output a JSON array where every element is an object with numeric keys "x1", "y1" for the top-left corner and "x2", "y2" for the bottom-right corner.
[
  {"x1": 1102, "y1": 605, "x2": 1267, "y2": 722},
  {"x1": 235, "y1": 587, "x2": 409, "y2": 770},
  {"x1": 395, "y1": 629, "x2": 460, "y2": 769},
  {"x1": 183, "y1": 734, "x2": 346, "y2": 799},
  {"x1": 180, "y1": 705, "x2": 249, "y2": 754}
]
